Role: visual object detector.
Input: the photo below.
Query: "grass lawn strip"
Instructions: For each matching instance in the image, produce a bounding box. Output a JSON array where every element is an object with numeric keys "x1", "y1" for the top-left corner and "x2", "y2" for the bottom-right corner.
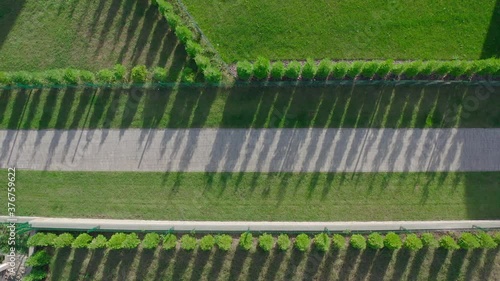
[{"x1": 4, "y1": 170, "x2": 499, "y2": 221}]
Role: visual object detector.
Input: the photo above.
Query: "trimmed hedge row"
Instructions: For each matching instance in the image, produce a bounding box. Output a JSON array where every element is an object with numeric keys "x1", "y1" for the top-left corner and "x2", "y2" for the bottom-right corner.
[
  {"x1": 154, "y1": 0, "x2": 223, "y2": 83},
  {"x1": 27, "y1": 231, "x2": 500, "y2": 252},
  {"x1": 236, "y1": 58, "x2": 500, "y2": 81},
  {"x1": 0, "y1": 65, "x2": 202, "y2": 87}
]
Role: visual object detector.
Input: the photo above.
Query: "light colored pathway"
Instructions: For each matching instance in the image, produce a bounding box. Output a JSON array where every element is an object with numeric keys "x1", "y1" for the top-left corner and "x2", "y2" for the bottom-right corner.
[
  {"x1": 2, "y1": 216, "x2": 499, "y2": 232},
  {"x1": 1, "y1": 128, "x2": 499, "y2": 172}
]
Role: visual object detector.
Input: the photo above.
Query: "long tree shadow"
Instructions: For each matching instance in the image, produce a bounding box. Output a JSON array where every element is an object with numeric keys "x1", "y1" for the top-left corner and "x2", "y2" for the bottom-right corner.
[
  {"x1": 481, "y1": 0, "x2": 500, "y2": 58},
  {"x1": 134, "y1": 248, "x2": 156, "y2": 281},
  {"x1": 228, "y1": 247, "x2": 249, "y2": 281},
  {"x1": 207, "y1": 250, "x2": 228, "y2": 281},
  {"x1": 263, "y1": 248, "x2": 287, "y2": 281},
  {"x1": 68, "y1": 248, "x2": 89, "y2": 280},
  {"x1": 49, "y1": 248, "x2": 71, "y2": 281},
  {"x1": 0, "y1": 0, "x2": 26, "y2": 51},
  {"x1": 190, "y1": 250, "x2": 212, "y2": 281},
  {"x1": 428, "y1": 249, "x2": 449, "y2": 281},
  {"x1": 337, "y1": 247, "x2": 361, "y2": 281},
  {"x1": 407, "y1": 248, "x2": 428, "y2": 281},
  {"x1": 83, "y1": 249, "x2": 105, "y2": 280}
]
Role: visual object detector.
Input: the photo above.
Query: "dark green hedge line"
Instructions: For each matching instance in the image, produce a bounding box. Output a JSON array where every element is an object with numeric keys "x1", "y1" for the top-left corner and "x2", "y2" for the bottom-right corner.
[
  {"x1": 155, "y1": 0, "x2": 223, "y2": 83},
  {"x1": 237, "y1": 58, "x2": 500, "y2": 81},
  {"x1": 27, "y1": 231, "x2": 500, "y2": 252},
  {"x1": 0, "y1": 64, "x2": 201, "y2": 87}
]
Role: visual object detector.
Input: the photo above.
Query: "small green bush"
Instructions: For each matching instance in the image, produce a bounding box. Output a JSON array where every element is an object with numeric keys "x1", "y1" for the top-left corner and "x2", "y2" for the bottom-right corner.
[
  {"x1": 477, "y1": 59, "x2": 500, "y2": 76},
  {"x1": 270, "y1": 61, "x2": 285, "y2": 80},
  {"x1": 142, "y1": 233, "x2": 160, "y2": 249},
  {"x1": 165, "y1": 12, "x2": 180, "y2": 30},
  {"x1": 122, "y1": 233, "x2": 141, "y2": 249},
  {"x1": 157, "y1": 0, "x2": 173, "y2": 14},
  {"x1": 458, "y1": 233, "x2": 480, "y2": 250},
  {"x1": 294, "y1": 234, "x2": 310, "y2": 252},
  {"x1": 45, "y1": 69, "x2": 64, "y2": 84},
  {"x1": 27, "y1": 233, "x2": 47, "y2": 247},
  {"x1": 346, "y1": 61, "x2": 364, "y2": 79},
  {"x1": 194, "y1": 55, "x2": 211, "y2": 71},
  {"x1": 152, "y1": 67, "x2": 168, "y2": 82},
  {"x1": 316, "y1": 59, "x2": 332, "y2": 80},
  {"x1": 361, "y1": 61, "x2": 379, "y2": 78},
  {"x1": 96, "y1": 69, "x2": 115, "y2": 84},
  {"x1": 404, "y1": 61, "x2": 423, "y2": 78},
  {"x1": 419, "y1": 61, "x2": 438, "y2": 76},
  {"x1": 79, "y1": 70, "x2": 95, "y2": 84},
  {"x1": 350, "y1": 234, "x2": 366, "y2": 250},
  {"x1": 203, "y1": 66, "x2": 222, "y2": 83},
  {"x1": 88, "y1": 235, "x2": 107, "y2": 249},
  {"x1": 52, "y1": 233, "x2": 74, "y2": 248},
  {"x1": 277, "y1": 234, "x2": 291, "y2": 251},
  {"x1": 215, "y1": 234, "x2": 232, "y2": 251},
  {"x1": 23, "y1": 267, "x2": 47, "y2": 281},
  {"x1": 493, "y1": 232, "x2": 500, "y2": 244},
  {"x1": 332, "y1": 234, "x2": 346, "y2": 250},
  {"x1": 376, "y1": 60, "x2": 393, "y2": 77},
  {"x1": 367, "y1": 233, "x2": 384, "y2": 250},
  {"x1": 285, "y1": 61, "x2": 301, "y2": 80},
  {"x1": 439, "y1": 235, "x2": 460, "y2": 250},
  {"x1": 390, "y1": 63, "x2": 406, "y2": 76},
  {"x1": 314, "y1": 233, "x2": 331, "y2": 252},
  {"x1": 63, "y1": 69, "x2": 80, "y2": 85},
  {"x1": 434, "y1": 61, "x2": 452, "y2": 76},
  {"x1": 332, "y1": 62, "x2": 349, "y2": 79},
  {"x1": 107, "y1": 233, "x2": 127, "y2": 250},
  {"x1": 25, "y1": 250, "x2": 51, "y2": 267},
  {"x1": 200, "y1": 235, "x2": 216, "y2": 251},
  {"x1": 239, "y1": 232, "x2": 253, "y2": 250},
  {"x1": 253, "y1": 57, "x2": 271, "y2": 80},
  {"x1": 181, "y1": 67, "x2": 195, "y2": 83},
  {"x1": 237, "y1": 61, "x2": 253, "y2": 80},
  {"x1": 163, "y1": 234, "x2": 177, "y2": 250},
  {"x1": 404, "y1": 234, "x2": 423, "y2": 251},
  {"x1": 175, "y1": 25, "x2": 194, "y2": 44},
  {"x1": 71, "y1": 233, "x2": 93, "y2": 248},
  {"x1": 0, "y1": 72, "x2": 13, "y2": 85},
  {"x1": 11, "y1": 71, "x2": 33, "y2": 85},
  {"x1": 112, "y1": 64, "x2": 126, "y2": 82},
  {"x1": 180, "y1": 234, "x2": 197, "y2": 251},
  {"x1": 186, "y1": 40, "x2": 203, "y2": 58},
  {"x1": 421, "y1": 233, "x2": 438, "y2": 248},
  {"x1": 448, "y1": 61, "x2": 468, "y2": 77},
  {"x1": 131, "y1": 65, "x2": 148, "y2": 83},
  {"x1": 477, "y1": 232, "x2": 497, "y2": 249},
  {"x1": 384, "y1": 232, "x2": 402, "y2": 250},
  {"x1": 301, "y1": 59, "x2": 317, "y2": 80},
  {"x1": 31, "y1": 73, "x2": 45, "y2": 85},
  {"x1": 259, "y1": 233, "x2": 274, "y2": 252}
]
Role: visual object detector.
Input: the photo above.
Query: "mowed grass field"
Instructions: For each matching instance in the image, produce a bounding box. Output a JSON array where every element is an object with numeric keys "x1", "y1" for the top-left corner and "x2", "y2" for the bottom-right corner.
[
  {"x1": 4, "y1": 170, "x2": 499, "y2": 221},
  {"x1": 0, "y1": 0, "x2": 187, "y2": 71},
  {"x1": 182, "y1": 0, "x2": 500, "y2": 61},
  {"x1": 1, "y1": 84, "x2": 499, "y2": 130},
  {"x1": 46, "y1": 244, "x2": 500, "y2": 281}
]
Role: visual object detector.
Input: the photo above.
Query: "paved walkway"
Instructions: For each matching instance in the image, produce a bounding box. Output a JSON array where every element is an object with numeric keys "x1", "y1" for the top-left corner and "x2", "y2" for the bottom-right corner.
[
  {"x1": 2, "y1": 216, "x2": 499, "y2": 232},
  {"x1": 1, "y1": 128, "x2": 499, "y2": 172}
]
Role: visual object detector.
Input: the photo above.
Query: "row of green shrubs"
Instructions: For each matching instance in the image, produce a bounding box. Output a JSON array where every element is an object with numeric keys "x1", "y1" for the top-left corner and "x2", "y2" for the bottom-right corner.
[
  {"x1": 236, "y1": 58, "x2": 500, "y2": 81},
  {"x1": 0, "y1": 64, "x2": 202, "y2": 87},
  {"x1": 24, "y1": 250, "x2": 51, "y2": 281},
  {"x1": 27, "y1": 231, "x2": 500, "y2": 252},
  {"x1": 155, "y1": 0, "x2": 223, "y2": 83}
]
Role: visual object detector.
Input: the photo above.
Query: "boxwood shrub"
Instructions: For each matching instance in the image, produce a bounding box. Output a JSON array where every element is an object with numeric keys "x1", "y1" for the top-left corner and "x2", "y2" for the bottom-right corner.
[
  {"x1": 152, "y1": 67, "x2": 168, "y2": 82},
  {"x1": 215, "y1": 234, "x2": 233, "y2": 251},
  {"x1": 186, "y1": 40, "x2": 203, "y2": 58},
  {"x1": 253, "y1": 57, "x2": 271, "y2": 80},
  {"x1": 384, "y1": 232, "x2": 402, "y2": 250},
  {"x1": 12, "y1": 71, "x2": 33, "y2": 85},
  {"x1": 350, "y1": 234, "x2": 366, "y2": 250},
  {"x1": 285, "y1": 61, "x2": 301, "y2": 80},
  {"x1": 477, "y1": 232, "x2": 497, "y2": 249},
  {"x1": 295, "y1": 234, "x2": 310, "y2": 252},
  {"x1": 203, "y1": 66, "x2": 223, "y2": 83},
  {"x1": 200, "y1": 235, "x2": 216, "y2": 251},
  {"x1": 45, "y1": 69, "x2": 64, "y2": 85},
  {"x1": 53, "y1": 233, "x2": 74, "y2": 248},
  {"x1": 180, "y1": 234, "x2": 197, "y2": 251},
  {"x1": 25, "y1": 250, "x2": 51, "y2": 267},
  {"x1": 403, "y1": 234, "x2": 423, "y2": 251},
  {"x1": 113, "y1": 64, "x2": 127, "y2": 82},
  {"x1": 107, "y1": 233, "x2": 127, "y2": 250},
  {"x1": 367, "y1": 232, "x2": 384, "y2": 250},
  {"x1": 390, "y1": 63, "x2": 406, "y2": 76},
  {"x1": 419, "y1": 61, "x2": 438, "y2": 76},
  {"x1": 346, "y1": 61, "x2": 364, "y2": 79},
  {"x1": 96, "y1": 69, "x2": 115, "y2": 84},
  {"x1": 439, "y1": 235, "x2": 460, "y2": 250},
  {"x1": 79, "y1": 70, "x2": 95, "y2": 84},
  {"x1": 131, "y1": 65, "x2": 148, "y2": 83},
  {"x1": 332, "y1": 234, "x2": 346, "y2": 250},
  {"x1": 181, "y1": 67, "x2": 196, "y2": 83},
  {"x1": 175, "y1": 25, "x2": 194, "y2": 44},
  {"x1": 163, "y1": 234, "x2": 177, "y2": 250},
  {"x1": 376, "y1": 60, "x2": 393, "y2": 77},
  {"x1": 314, "y1": 233, "x2": 331, "y2": 252},
  {"x1": 458, "y1": 233, "x2": 480, "y2": 250},
  {"x1": 165, "y1": 13, "x2": 181, "y2": 30},
  {"x1": 301, "y1": 59, "x2": 317, "y2": 80},
  {"x1": 421, "y1": 233, "x2": 438, "y2": 248},
  {"x1": 88, "y1": 234, "x2": 107, "y2": 249},
  {"x1": 239, "y1": 232, "x2": 253, "y2": 251},
  {"x1": 493, "y1": 232, "x2": 500, "y2": 244},
  {"x1": 237, "y1": 60, "x2": 253, "y2": 80},
  {"x1": 361, "y1": 61, "x2": 379, "y2": 78},
  {"x1": 71, "y1": 233, "x2": 93, "y2": 249},
  {"x1": 271, "y1": 61, "x2": 285, "y2": 80},
  {"x1": 404, "y1": 61, "x2": 423, "y2": 78},
  {"x1": 332, "y1": 62, "x2": 349, "y2": 79},
  {"x1": 316, "y1": 59, "x2": 332, "y2": 80},
  {"x1": 142, "y1": 233, "x2": 161, "y2": 250},
  {"x1": 194, "y1": 55, "x2": 211, "y2": 71},
  {"x1": 23, "y1": 267, "x2": 48, "y2": 281},
  {"x1": 258, "y1": 233, "x2": 274, "y2": 252},
  {"x1": 27, "y1": 233, "x2": 53, "y2": 247},
  {"x1": 122, "y1": 233, "x2": 141, "y2": 249},
  {"x1": 277, "y1": 234, "x2": 291, "y2": 251}
]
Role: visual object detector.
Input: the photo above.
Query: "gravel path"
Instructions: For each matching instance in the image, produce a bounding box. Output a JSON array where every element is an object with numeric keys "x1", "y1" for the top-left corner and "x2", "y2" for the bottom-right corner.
[{"x1": 1, "y1": 128, "x2": 499, "y2": 172}]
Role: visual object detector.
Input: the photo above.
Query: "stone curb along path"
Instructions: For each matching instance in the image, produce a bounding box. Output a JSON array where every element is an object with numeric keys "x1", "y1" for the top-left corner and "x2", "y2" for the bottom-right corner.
[
  {"x1": 2, "y1": 217, "x2": 500, "y2": 233},
  {"x1": 1, "y1": 128, "x2": 499, "y2": 172}
]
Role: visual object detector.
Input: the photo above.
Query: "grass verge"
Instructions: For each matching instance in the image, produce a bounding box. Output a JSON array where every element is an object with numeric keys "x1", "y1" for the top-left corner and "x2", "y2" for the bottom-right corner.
[
  {"x1": 182, "y1": 0, "x2": 499, "y2": 61},
  {"x1": 46, "y1": 245, "x2": 500, "y2": 280},
  {"x1": 1, "y1": 84, "x2": 499, "y2": 130},
  {"x1": 4, "y1": 170, "x2": 499, "y2": 221}
]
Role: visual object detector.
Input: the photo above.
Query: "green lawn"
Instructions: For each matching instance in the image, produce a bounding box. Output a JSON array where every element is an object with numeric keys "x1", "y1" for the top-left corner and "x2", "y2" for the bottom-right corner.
[
  {"x1": 46, "y1": 245, "x2": 500, "y2": 281},
  {"x1": 5, "y1": 170, "x2": 499, "y2": 221},
  {"x1": 0, "y1": 0, "x2": 188, "y2": 71},
  {"x1": 182, "y1": 0, "x2": 500, "y2": 61},
  {"x1": 1, "y1": 84, "x2": 499, "y2": 130}
]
